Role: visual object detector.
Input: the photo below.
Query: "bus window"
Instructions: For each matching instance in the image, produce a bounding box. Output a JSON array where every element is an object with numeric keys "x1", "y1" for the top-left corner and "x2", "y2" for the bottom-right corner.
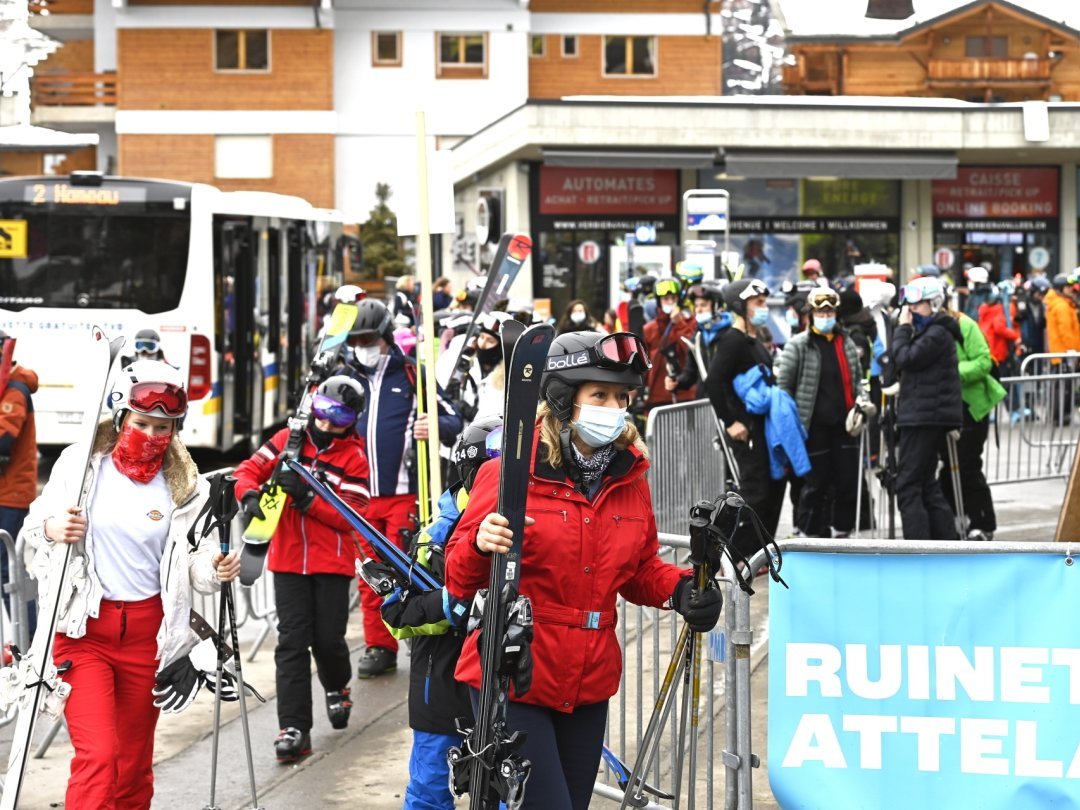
[{"x1": 0, "y1": 201, "x2": 190, "y2": 313}]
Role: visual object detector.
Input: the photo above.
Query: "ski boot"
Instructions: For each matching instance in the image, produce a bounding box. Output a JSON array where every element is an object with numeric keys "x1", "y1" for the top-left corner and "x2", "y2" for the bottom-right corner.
[
  {"x1": 274, "y1": 727, "x2": 312, "y2": 763},
  {"x1": 325, "y1": 688, "x2": 352, "y2": 730},
  {"x1": 356, "y1": 646, "x2": 397, "y2": 679}
]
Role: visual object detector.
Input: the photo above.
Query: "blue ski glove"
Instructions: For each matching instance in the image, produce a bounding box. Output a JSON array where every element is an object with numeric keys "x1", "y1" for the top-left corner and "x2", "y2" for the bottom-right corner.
[{"x1": 671, "y1": 578, "x2": 723, "y2": 633}]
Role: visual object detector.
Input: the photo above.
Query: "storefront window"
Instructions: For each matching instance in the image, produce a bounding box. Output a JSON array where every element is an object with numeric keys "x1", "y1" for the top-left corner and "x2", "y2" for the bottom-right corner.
[
  {"x1": 694, "y1": 173, "x2": 901, "y2": 289},
  {"x1": 932, "y1": 166, "x2": 1059, "y2": 283},
  {"x1": 532, "y1": 165, "x2": 679, "y2": 315}
]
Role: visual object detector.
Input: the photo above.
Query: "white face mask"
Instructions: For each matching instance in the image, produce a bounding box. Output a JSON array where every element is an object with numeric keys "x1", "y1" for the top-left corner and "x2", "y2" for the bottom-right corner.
[
  {"x1": 661, "y1": 303, "x2": 675, "y2": 315},
  {"x1": 570, "y1": 311, "x2": 586, "y2": 324},
  {"x1": 353, "y1": 345, "x2": 381, "y2": 368},
  {"x1": 572, "y1": 403, "x2": 628, "y2": 448}
]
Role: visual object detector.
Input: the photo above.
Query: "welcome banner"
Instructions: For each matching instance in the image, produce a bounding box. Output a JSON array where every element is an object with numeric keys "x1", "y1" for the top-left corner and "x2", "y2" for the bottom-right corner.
[{"x1": 769, "y1": 551, "x2": 1080, "y2": 809}]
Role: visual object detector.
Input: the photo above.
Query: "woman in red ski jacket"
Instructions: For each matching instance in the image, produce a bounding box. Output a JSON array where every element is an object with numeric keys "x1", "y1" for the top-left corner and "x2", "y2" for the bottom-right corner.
[
  {"x1": 444, "y1": 331, "x2": 723, "y2": 810},
  {"x1": 233, "y1": 375, "x2": 371, "y2": 763}
]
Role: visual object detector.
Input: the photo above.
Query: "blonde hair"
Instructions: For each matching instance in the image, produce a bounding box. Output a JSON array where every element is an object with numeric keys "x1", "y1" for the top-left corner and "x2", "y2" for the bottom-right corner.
[{"x1": 537, "y1": 401, "x2": 648, "y2": 470}]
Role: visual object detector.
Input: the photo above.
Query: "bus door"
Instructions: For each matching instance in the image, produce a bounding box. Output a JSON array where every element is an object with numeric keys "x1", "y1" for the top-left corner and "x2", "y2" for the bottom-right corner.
[
  {"x1": 265, "y1": 223, "x2": 288, "y2": 422},
  {"x1": 215, "y1": 216, "x2": 257, "y2": 450}
]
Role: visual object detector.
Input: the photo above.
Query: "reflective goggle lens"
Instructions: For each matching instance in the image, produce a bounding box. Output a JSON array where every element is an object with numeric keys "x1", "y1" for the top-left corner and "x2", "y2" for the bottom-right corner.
[
  {"x1": 598, "y1": 333, "x2": 652, "y2": 371},
  {"x1": 900, "y1": 285, "x2": 925, "y2": 305},
  {"x1": 655, "y1": 279, "x2": 681, "y2": 298},
  {"x1": 739, "y1": 279, "x2": 768, "y2": 300},
  {"x1": 484, "y1": 426, "x2": 504, "y2": 459},
  {"x1": 128, "y1": 381, "x2": 187, "y2": 417},
  {"x1": 134, "y1": 340, "x2": 160, "y2": 353},
  {"x1": 311, "y1": 393, "x2": 358, "y2": 427}
]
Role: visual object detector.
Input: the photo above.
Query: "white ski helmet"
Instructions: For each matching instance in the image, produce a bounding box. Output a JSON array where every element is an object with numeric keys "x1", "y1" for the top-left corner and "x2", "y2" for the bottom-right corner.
[{"x1": 108, "y1": 360, "x2": 189, "y2": 431}]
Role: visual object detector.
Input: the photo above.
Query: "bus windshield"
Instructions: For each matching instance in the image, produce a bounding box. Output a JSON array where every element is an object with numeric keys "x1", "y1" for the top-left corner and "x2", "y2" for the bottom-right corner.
[{"x1": 0, "y1": 185, "x2": 191, "y2": 313}]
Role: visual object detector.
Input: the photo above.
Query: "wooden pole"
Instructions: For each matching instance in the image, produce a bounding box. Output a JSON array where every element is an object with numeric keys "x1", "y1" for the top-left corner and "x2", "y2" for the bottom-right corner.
[{"x1": 415, "y1": 110, "x2": 442, "y2": 513}]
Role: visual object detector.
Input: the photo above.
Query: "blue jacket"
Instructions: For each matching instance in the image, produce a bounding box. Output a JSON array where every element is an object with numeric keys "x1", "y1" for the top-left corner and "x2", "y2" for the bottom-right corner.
[
  {"x1": 734, "y1": 364, "x2": 810, "y2": 480},
  {"x1": 345, "y1": 345, "x2": 464, "y2": 498}
]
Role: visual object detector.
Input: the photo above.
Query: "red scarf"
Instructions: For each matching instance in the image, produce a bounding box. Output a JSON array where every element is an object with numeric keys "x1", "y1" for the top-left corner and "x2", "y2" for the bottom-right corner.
[
  {"x1": 833, "y1": 337, "x2": 855, "y2": 412},
  {"x1": 112, "y1": 426, "x2": 172, "y2": 484}
]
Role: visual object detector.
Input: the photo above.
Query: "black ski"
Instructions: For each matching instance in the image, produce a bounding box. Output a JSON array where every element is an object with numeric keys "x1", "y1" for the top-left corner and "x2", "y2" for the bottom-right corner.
[
  {"x1": 446, "y1": 234, "x2": 532, "y2": 394},
  {"x1": 239, "y1": 298, "x2": 359, "y2": 584},
  {"x1": 449, "y1": 321, "x2": 554, "y2": 810}
]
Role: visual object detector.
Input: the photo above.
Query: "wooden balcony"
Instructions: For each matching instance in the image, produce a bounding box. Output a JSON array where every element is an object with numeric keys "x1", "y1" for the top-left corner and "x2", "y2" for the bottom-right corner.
[
  {"x1": 927, "y1": 57, "x2": 1052, "y2": 84},
  {"x1": 32, "y1": 73, "x2": 117, "y2": 107},
  {"x1": 28, "y1": 0, "x2": 93, "y2": 14}
]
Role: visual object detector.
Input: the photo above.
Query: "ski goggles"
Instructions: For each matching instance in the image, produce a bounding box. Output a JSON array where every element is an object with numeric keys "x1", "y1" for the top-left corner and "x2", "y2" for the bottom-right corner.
[
  {"x1": 655, "y1": 279, "x2": 682, "y2": 298},
  {"x1": 134, "y1": 339, "x2": 160, "y2": 354},
  {"x1": 311, "y1": 393, "x2": 359, "y2": 428},
  {"x1": 735, "y1": 279, "x2": 769, "y2": 300},
  {"x1": 128, "y1": 381, "x2": 187, "y2": 418}
]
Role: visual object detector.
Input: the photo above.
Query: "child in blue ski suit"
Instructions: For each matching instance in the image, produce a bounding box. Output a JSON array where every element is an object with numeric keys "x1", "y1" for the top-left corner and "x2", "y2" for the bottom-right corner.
[{"x1": 378, "y1": 415, "x2": 502, "y2": 810}]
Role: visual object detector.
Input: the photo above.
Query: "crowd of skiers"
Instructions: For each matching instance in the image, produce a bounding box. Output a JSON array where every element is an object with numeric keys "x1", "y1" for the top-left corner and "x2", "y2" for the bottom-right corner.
[{"x1": 1, "y1": 254, "x2": 1075, "y2": 810}]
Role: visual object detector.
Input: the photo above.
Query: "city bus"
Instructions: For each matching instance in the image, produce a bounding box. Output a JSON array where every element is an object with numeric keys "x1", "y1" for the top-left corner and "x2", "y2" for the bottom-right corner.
[{"x1": 0, "y1": 172, "x2": 355, "y2": 452}]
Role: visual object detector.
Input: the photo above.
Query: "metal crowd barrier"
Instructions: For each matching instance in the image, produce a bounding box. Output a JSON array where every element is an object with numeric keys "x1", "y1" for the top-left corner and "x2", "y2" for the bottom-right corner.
[
  {"x1": 985, "y1": 353, "x2": 1080, "y2": 485},
  {"x1": 594, "y1": 533, "x2": 739, "y2": 809},
  {"x1": 645, "y1": 401, "x2": 729, "y2": 535},
  {"x1": 0, "y1": 530, "x2": 33, "y2": 734}
]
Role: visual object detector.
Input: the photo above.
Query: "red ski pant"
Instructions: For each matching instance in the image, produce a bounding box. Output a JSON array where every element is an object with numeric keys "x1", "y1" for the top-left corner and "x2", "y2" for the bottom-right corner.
[
  {"x1": 53, "y1": 595, "x2": 164, "y2": 810},
  {"x1": 357, "y1": 493, "x2": 416, "y2": 653}
]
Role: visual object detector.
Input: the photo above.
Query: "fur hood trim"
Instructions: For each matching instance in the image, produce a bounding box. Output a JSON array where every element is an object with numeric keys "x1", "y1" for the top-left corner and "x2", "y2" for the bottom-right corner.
[{"x1": 90, "y1": 419, "x2": 199, "y2": 506}]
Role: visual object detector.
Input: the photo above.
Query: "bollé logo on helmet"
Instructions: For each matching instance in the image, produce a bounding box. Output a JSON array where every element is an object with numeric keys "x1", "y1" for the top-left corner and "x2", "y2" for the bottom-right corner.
[{"x1": 545, "y1": 351, "x2": 589, "y2": 371}]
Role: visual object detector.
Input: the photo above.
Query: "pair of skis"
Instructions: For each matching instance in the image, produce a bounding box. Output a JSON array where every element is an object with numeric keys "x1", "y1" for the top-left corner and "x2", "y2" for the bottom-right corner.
[
  {"x1": 239, "y1": 300, "x2": 359, "y2": 585},
  {"x1": 0, "y1": 326, "x2": 124, "y2": 809}
]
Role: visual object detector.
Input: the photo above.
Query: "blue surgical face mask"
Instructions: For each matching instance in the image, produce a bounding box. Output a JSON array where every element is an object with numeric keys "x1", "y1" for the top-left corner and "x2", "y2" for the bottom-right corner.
[
  {"x1": 695, "y1": 311, "x2": 713, "y2": 325},
  {"x1": 572, "y1": 403, "x2": 627, "y2": 448},
  {"x1": 813, "y1": 315, "x2": 836, "y2": 333},
  {"x1": 785, "y1": 310, "x2": 801, "y2": 327},
  {"x1": 749, "y1": 306, "x2": 769, "y2": 327}
]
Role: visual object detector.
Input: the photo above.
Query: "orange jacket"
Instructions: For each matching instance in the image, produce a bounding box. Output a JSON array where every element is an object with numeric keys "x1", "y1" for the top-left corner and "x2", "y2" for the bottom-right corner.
[
  {"x1": 1045, "y1": 289, "x2": 1080, "y2": 360},
  {"x1": 0, "y1": 365, "x2": 38, "y2": 510}
]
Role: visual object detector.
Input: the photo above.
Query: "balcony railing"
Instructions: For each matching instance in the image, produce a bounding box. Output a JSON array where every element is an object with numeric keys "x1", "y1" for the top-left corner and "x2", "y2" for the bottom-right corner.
[
  {"x1": 32, "y1": 73, "x2": 117, "y2": 106},
  {"x1": 28, "y1": 0, "x2": 93, "y2": 14},
  {"x1": 927, "y1": 57, "x2": 1051, "y2": 83}
]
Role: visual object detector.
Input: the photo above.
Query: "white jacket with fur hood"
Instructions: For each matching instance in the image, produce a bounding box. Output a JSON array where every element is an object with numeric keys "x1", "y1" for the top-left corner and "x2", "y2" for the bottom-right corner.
[{"x1": 22, "y1": 421, "x2": 220, "y2": 672}]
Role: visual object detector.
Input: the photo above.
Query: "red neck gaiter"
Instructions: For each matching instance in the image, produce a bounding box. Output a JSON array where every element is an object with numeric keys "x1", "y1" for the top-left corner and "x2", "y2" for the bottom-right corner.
[{"x1": 112, "y1": 426, "x2": 172, "y2": 484}]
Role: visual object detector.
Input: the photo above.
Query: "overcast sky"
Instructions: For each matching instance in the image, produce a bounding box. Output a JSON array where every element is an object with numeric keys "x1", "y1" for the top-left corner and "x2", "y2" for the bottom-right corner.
[{"x1": 773, "y1": 0, "x2": 1080, "y2": 38}]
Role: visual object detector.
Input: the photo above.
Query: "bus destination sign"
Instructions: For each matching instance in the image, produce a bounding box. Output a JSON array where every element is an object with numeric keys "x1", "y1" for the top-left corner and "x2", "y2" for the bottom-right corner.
[{"x1": 24, "y1": 182, "x2": 148, "y2": 206}]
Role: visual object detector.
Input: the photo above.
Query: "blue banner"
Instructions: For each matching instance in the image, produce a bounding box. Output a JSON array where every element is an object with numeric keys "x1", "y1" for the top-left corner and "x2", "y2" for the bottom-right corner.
[{"x1": 769, "y1": 551, "x2": 1080, "y2": 809}]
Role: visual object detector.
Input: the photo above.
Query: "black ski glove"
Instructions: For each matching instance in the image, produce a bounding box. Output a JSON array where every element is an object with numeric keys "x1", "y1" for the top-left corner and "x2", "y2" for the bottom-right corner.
[
  {"x1": 240, "y1": 488, "x2": 266, "y2": 522},
  {"x1": 151, "y1": 656, "x2": 200, "y2": 713},
  {"x1": 277, "y1": 469, "x2": 314, "y2": 511},
  {"x1": 671, "y1": 577, "x2": 723, "y2": 633}
]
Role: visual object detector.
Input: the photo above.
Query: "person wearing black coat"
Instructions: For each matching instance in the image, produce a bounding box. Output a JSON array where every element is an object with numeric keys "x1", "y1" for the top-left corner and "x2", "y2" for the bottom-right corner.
[{"x1": 890, "y1": 277, "x2": 963, "y2": 540}]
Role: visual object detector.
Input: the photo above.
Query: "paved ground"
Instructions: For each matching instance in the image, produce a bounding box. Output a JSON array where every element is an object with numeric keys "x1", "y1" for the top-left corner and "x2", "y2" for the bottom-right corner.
[{"x1": 4, "y1": 475, "x2": 1065, "y2": 809}]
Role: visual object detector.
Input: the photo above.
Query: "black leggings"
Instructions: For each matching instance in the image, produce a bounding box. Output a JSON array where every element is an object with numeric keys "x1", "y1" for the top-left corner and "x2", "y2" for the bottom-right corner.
[{"x1": 470, "y1": 692, "x2": 607, "y2": 810}]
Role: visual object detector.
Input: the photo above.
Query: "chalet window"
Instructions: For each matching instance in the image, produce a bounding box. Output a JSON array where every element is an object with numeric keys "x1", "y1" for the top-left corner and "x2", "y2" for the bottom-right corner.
[
  {"x1": 372, "y1": 32, "x2": 402, "y2": 67},
  {"x1": 603, "y1": 35, "x2": 656, "y2": 77},
  {"x1": 562, "y1": 35, "x2": 578, "y2": 58},
  {"x1": 965, "y1": 36, "x2": 1008, "y2": 58},
  {"x1": 437, "y1": 32, "x2": 487, "y2": 77},
  {"x1": 530, "y1": 35, "x2": 545, "y2": 58},
  {"x1": 215, "y1": 30, "x2": 269, "y2": 71}
]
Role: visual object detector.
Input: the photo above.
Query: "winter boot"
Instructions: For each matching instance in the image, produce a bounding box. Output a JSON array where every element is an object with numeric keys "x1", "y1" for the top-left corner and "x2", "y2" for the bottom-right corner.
[
  {"x1": 356, "y1": 646, "x2": 397, "y2": 679},
  {"x1": 326, "y1": 688, "x2": 353, "y2": 730},
  {"x1": 274, "y1": 727, "x2": 312, "y2": 763}
]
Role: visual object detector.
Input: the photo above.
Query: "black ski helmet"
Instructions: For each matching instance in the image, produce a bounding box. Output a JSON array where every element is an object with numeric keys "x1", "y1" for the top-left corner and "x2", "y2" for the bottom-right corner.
[
  {"x1": 688, "y1": 279, "x2": 727, "y2": 309},
  {"x1": 313, "y1": 375, "x2": 367, "y2": 426},
  {"x1": 450, "y1": 414, "x2": 503, "y2": 491},
  {"x1": 349, "y1": 299, "x2": 394, "y2": 342},
  {"x1": 722, "y1": 278, "x2": 770, "y2": 317},
  {"x1": 541, "y1": 332, "x2": 648, "y2": 423}
]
